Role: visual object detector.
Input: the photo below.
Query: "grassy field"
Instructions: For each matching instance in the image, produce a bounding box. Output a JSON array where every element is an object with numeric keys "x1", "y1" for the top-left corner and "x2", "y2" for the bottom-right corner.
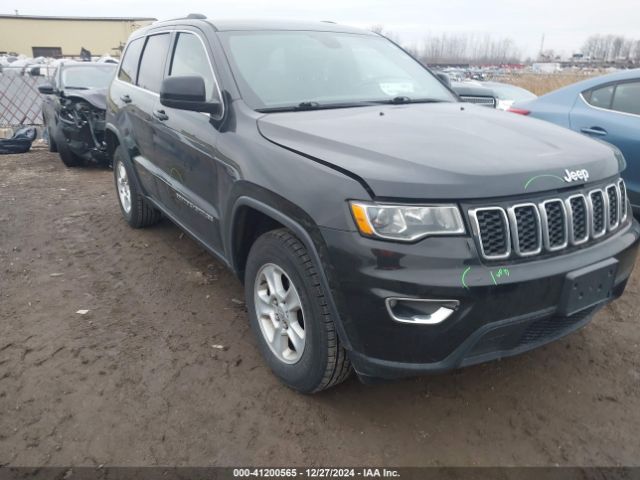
[{"x1": 502, "y1": 73, "x2": 596, "y2": 95}]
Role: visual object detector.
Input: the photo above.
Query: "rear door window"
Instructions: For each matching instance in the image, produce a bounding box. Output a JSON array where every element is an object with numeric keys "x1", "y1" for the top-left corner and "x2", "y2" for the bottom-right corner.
[
  {"x1": 611, "y1": 81, "x2": 640, "y2": 115},
  {"x1": 118, "y1": 37, "x2": 144, "y2": 84},
  {"x1": 168, "y1": 32, "x2": 217, "y2": 101},
  {"x1": 137, "y1": 33, "x2": 171, "y2": 93},
  {"x1": 584, "y1": 84, "x2": 614, "y2": 109}
]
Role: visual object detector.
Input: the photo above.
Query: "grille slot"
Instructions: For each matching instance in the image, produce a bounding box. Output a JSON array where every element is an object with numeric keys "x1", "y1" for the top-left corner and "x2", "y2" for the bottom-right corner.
[
  {"x1": 508, "y1": 204, "x2": 541, "y2": 256},
  {"x1": 469, "y1": 182, "x2": 626, "y2": 261},
  {"x1": 541, "y1": 200, "x2": 567, "y2": 251},
  {"x1": 619, "y1": 179, "x2": 627, "y2": 221},
  {"x1": 566, "y1": 195, "x2": 589, "y2": 245},
  {"x1": 606, "y1": 184, "x2": 619, "y2": 229},
  {"x1": 471, "y1": 208, "x2": 510, "y2": 259},
  {"x1": 589, "y1": 190, "x2": 606, "y2": 238}
]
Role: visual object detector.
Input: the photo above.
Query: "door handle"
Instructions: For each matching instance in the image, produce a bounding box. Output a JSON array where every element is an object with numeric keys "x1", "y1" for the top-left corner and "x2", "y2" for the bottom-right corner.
[
  {"x1": 153, "y1": 109, "x2": 169, "y2": 121},
  {"x1": 581, "y1": 126, "x2": 607, "y2": 136},
  {"x1": 120, "y1": 94, "x2": 132, "y2": 104}
]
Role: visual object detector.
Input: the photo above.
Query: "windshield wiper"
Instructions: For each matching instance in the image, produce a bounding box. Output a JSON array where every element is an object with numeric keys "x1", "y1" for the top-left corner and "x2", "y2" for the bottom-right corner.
[
  {"x1": 297, "y1": 101, "x2": 321, "y2": 110},
  {"x1": 257, "y1": 101, "x2": 364, "y2": 113},
  {"x1": 377, "y1": 96, "x2": 449, "y2": 105},
  {"x1": 64, "y1": 86, "x2": 89, "y2": 90},
  {"x1": 255, "y1": 97, "x2": 450, "y2": 113}
]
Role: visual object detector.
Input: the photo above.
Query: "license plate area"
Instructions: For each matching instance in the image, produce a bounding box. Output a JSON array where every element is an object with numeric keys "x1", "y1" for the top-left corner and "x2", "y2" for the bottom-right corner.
[{"x1": 558, "y1": 258, "x2": 618, "y2": 316}]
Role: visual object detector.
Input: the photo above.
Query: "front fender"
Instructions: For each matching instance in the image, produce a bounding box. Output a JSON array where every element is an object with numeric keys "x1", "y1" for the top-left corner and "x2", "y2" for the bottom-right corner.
[{"x1": 229, "y1": 194, "x2": 354, "y2": 351}]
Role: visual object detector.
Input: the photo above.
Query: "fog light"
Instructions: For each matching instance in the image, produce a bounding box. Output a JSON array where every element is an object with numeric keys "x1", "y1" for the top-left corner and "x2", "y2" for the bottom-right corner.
[{"x1": 385, "y1": 298, "x2": 459, "y2": 325}]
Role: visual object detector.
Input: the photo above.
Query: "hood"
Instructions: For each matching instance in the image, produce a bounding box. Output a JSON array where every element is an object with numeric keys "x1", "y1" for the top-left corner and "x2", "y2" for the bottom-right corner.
[
  {"x1": 451, "y1": 82, "x2": 494, "y2": 97},
  {"x1": 63, "y1": 88, "x2": 107, "y2": 110},
  {"x1": 257, "y1": 103, "x2": 621, "y2": 199}
]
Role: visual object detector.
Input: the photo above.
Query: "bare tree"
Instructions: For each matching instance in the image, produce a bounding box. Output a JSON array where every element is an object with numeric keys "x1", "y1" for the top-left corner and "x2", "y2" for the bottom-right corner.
[
  {"x1": 581, "y1": 34, "x2": 640, "y2": 62},
  {"x1": 413, "y1": 33, "x2": 522, "y2": 64}
]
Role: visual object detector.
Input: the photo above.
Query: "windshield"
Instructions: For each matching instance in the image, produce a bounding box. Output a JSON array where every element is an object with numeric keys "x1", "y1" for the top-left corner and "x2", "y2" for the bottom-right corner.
[
  {"x1": 219, "y1": 31, "x2": 456, "y2": 110},
  {"x1": 61, "y1": 65, "x2": 117, "y2": 89}
]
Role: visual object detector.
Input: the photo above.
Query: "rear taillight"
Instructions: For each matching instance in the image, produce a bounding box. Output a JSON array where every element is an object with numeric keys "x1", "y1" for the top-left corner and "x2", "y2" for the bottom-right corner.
[{"x1": 507, "y1": 107, "x2": 531, "y2": 115}]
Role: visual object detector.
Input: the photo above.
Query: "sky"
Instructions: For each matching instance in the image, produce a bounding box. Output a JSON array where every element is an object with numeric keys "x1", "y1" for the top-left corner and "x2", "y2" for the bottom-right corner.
[{"x1": 3, "y1": 0, "x2": 639, "y2": 58}]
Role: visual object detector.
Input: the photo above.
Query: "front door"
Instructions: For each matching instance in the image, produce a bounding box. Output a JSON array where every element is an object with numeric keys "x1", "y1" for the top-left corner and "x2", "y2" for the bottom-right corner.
[{"x1": 152, "y1": 29, "x2": 225, "y2": 253}]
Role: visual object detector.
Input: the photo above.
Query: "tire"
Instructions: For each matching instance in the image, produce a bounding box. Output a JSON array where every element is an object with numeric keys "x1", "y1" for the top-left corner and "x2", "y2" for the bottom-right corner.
[
  {"x1": 245, "y1": 229, "x2": 352, "y2": 393},
  {"x1": 113, "y1": 146, "x2": 161, "y2": 228},
  {"x1": 57, "y1": 134, "x2": 83, "y2": 167},
  {"x1": 47, "y1": 125, "x2": 58, "y2": 153}
]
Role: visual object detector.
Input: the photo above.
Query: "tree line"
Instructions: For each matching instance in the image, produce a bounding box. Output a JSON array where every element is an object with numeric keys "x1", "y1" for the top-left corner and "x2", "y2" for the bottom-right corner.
[
  {"x1": 370, "y1": 27, "x2": 523, "y2": 64},
  {"x1": 580, "y1": 35, "x2": 640, "y2": 62},
  {"x1": 371, "y1": 25, "x2": 640, "y2": 65}
]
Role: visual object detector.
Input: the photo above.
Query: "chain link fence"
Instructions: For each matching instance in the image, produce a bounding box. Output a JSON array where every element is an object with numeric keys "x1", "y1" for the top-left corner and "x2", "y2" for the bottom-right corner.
[{"x1": 0, "y1": 65, "x2": 55, "y2": 129}]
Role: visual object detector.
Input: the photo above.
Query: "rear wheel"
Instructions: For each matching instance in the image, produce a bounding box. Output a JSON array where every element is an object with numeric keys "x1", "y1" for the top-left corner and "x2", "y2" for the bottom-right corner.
[
  {"x1": 113, "y1": 146, "x2": 161, "y2": 228},
  {"x1": 245, "y1": 229, "x2": 352, "y2": 393}
]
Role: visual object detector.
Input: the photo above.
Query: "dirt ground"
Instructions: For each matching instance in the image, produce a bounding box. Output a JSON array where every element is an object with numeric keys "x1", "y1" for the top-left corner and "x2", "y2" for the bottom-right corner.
[{"x1": 1, "y1": 148, "x2": 640, "y2": 467}]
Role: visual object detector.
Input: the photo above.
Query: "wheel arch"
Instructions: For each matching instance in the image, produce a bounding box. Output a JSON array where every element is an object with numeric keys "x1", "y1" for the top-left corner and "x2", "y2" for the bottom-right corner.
[
  {"x1": 104, "y1": 124, "x2": 145, "y2": 194},
  {"x1": 229, "y1": 196, "x2": 353, "y2": 351},
  {"x1": 104, "y1": 126, "x2": 120, "y2": 161}
]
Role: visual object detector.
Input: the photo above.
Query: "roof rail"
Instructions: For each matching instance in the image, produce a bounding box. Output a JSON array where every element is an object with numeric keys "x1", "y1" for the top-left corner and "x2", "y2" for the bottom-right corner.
[{"x1": 186, "y1": 13, "x2": 206, "y2": 19}]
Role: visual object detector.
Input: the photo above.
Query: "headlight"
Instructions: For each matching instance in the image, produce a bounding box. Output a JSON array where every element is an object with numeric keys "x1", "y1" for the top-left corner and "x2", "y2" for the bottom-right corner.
[{"x1": 349, "y1": 201, "x2": 465, "y2": 241}]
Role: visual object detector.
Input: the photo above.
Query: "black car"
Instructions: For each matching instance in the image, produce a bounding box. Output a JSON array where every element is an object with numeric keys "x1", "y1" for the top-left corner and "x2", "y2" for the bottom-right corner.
[
  {"x1": 39, "y1": 62, "x2": 117, "y2": 167},
  {"x1": 105, "y1": 16, "x2": 639, "y2": 393}
]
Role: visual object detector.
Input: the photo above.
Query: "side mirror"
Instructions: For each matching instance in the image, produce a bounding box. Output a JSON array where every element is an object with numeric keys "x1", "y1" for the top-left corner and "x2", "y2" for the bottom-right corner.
[
  {"x1": 160, "y1": 75, "x2": 221, "y2": 115},
  {"x1": 37, "y1": 83, "x2": 55, "y2": 95},
  {"x1": 436, "y1": 72, "x2": 451, "y2": 88}
]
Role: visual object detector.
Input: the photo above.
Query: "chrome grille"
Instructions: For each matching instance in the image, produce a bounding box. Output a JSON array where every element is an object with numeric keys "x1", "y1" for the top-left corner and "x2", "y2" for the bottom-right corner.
[
  {"x1": 459, "y1": 95, "x2": 496, "y2": 108},
  {"x1": 469, "y1": 182, "x2": 627, "y2": 260}
]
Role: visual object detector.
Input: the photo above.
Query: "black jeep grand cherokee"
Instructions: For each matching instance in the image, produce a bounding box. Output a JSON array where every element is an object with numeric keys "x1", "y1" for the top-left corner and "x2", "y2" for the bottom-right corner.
[{"x1": 106, "y1": 15, "x2": 640, "y2": 393}]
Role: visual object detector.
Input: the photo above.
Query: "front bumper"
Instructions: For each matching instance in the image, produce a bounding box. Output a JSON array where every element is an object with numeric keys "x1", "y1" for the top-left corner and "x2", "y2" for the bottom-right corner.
[
  {"x1": 319, "y1": 219, "x2": 640, "y2": 380},
  {"x1": 60, "y1": 115, "x2": 108, "y2": 163}
]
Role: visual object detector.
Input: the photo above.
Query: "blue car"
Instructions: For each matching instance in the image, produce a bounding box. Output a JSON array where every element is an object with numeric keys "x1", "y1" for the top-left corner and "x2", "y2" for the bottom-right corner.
[{"x1": 511, "y1": 69, "x2": 640, "y2": 213}]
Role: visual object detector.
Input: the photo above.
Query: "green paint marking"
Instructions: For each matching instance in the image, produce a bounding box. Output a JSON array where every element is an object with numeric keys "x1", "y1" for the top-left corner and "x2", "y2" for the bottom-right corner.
[
  {"x1": 490, "y1": 270, "x2": 498, "y2": 286},
  {"x1": 461, "y1": 267, "x2": 471, "y2": 289},
  {"x1": 524, "y1": 174, "x2": 565, "y2": 190},
  {"x1": 495, "y1": 267, "x2": 510, "y2": 278}
]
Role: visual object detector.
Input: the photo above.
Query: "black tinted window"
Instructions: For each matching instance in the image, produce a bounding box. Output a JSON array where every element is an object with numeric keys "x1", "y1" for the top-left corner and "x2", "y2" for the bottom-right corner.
[
  {"x1": 585, "y1": 84, "x2": 614, "y2": 109},
  {"x1": 169, "y1": 33, "x2": 217, "y2": 100},
  {"x1": 137, "y1": 33, "x2": 171, "y2": 93},
  {"x1": 611, "y1": 81, "x2": 640, "y2": 115},
  {"x1": 118, "y1": 37, "x2": 144, "y2": 84}
]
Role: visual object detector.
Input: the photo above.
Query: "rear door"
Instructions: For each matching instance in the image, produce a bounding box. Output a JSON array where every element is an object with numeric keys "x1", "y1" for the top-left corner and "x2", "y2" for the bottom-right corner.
[
  {"x1": 110, "y1": 32, "x2": 172, "y2": 197},
  {"x1": 152, "y1": 28, "x2": 225, "y2": 253},
  {"x1": 131, "y1": 32, "x2": 173, "y2": 199},
  {"x1": 570, "y1": 80, "x2": 640, "y2": 208}
]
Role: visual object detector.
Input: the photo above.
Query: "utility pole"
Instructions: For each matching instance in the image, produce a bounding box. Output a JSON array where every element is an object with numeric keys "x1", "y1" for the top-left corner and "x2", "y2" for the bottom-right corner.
[{"x1": 539, "y1": 33, "x2": 545, "y2": 60}]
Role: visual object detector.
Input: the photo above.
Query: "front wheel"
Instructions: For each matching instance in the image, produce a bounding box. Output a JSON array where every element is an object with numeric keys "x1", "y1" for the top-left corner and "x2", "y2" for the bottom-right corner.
[
  {"x1": 46, "y1": 125, "x2": 58, "y2": 153},
  {"x1": 57, "y1": 134, "x2": 83, "y2": 167},
  {"x1": 245, "y1": 229, "x2": 352, "y2": 393}
]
